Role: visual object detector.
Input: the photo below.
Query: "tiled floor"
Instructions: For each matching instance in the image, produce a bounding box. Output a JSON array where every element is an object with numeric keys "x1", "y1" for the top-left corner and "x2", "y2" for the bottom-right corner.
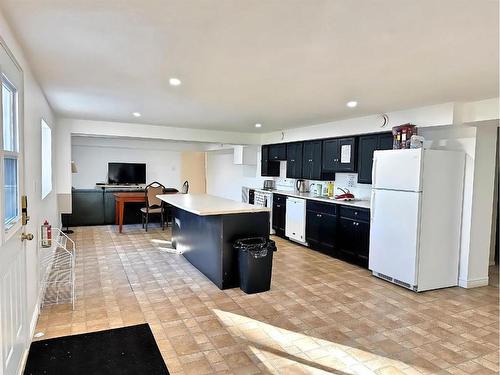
[{"x1": 34, "y1": 225, "x2": 499, "y2": 374}]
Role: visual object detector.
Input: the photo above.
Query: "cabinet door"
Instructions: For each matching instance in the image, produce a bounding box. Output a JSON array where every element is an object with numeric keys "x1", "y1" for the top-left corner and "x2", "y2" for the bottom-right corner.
[
  {"x1": 261, "y1": 145, "x2": 269, "y2": 176},
  {"x1": 269, "y1": 144, "x2": 287, "y2": 161},
  {"x1": 286, "y1": 143, "x2": 303, "y2": 178},
  {"x1": 302, "y1": 142, "x2": 313, "y2": 179},
  {"x1": 378, "y1": 133, "x2": 394, "y2": 150},
  {"x1": 303, "y1": 141, "x2": 322, "y2": 180},
  {"x1": 336, "y1": 137, "x2": 357, "y2": 172},
  {"x1": 322, "y1": 139, "x2": 338, "y2": 172},
  {"x1": 261, "y1": 145, "x2": 280, "y2": 177},
  {"x1": 357, "y1": 135, "x2": 378, "y2": 184},
  {"x1": 319, "y1": 213, "x2": 336, "y2": 255},
  {"x1": 355, "y1": 221, "x2": 370, "y2": 268},
  {"x1": 337, "y1": 217, "x2": 357, "y2": 263},
  {"x1": 272, "y1": 202, "x2": 286, "y2": 236},
  {"x1": 306, "y1": 210, "x2": 322, "y2": 248},
  {"x1": 311, "y1": 141, "x2": 322, "y2": 180}
]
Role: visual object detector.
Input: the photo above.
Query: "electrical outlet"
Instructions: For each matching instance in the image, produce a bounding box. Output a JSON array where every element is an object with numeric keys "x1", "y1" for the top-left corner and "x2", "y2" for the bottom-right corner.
[{"x1": 346, "y1": 174, "x2": 356, "y2": 188}]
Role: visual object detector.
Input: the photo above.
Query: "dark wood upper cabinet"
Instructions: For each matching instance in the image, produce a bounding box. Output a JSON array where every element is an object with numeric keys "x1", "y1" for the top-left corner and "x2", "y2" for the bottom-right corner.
[
  {"x1": 261, "y1": 145, "x2": 280, "y2": 177},
  {"x1": 302, "y1": 141, "x2": 322, "y2": 180},
  {"x1": 322, "y1": 138, "x2": 339, "y2": 172},
  {"x1": 322, "y1": 137, "x2": 357, "y2": 174},
  {"x1": 286, "y1": 142, "x2": 303, "y2": 179},
  {"x1": 269, "y1": 144, "x2": 287, "y2": 161},
  {"x1": 357, "y1": 135, "x2": 378, "y2": 184},
  {"x1": 378, "y1": 133, "x2": 394, "y2": 150},
  {"x1": 357, "y1": 132, "x2": 393, "y2": 184}
]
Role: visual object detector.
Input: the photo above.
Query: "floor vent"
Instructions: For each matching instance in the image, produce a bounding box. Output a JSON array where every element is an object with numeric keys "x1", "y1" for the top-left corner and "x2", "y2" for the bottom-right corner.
[
  {"x1": 393, "y1": 278, "x2": 411, "y2": 289},
  {"x1": 377, "y1": 272, "x2": 393, "y2": 282}
]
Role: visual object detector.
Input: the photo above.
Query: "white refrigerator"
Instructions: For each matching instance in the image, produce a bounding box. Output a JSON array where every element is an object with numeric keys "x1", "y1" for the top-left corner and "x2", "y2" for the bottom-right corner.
[{"x1": 369, "y1": 148, "x2": 465, "y2": 292}]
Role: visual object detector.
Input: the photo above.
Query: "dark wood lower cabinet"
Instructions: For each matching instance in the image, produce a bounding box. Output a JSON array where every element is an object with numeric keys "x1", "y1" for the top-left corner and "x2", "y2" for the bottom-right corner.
[
  {"x1": 305, "y1": 202, "x2": 336, "y2": 256},
  {"x1": 305, "y1": 201, "x2": 370, "y2": 268},
  {"x1": 337, "y1": 207, "x2": 370, "y2": 268},
  {"x1": 272, "y1": 195, "x2": 286, "y2": 237},
  {"x1": 272, "y1": 194, "x2": 371, "y2": 268}
]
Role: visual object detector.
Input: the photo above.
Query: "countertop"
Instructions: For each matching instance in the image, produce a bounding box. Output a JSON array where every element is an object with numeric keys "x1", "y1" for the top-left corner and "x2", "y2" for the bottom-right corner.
[
  {"x1": 250, "y1": 188, "x2": 371, "y2": 209},
  {"x1": 157, "y1": 193, "x2": 271, "y2": 216}
]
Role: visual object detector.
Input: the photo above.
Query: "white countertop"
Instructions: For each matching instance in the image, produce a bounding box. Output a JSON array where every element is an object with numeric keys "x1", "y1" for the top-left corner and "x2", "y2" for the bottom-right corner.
[
  {"x1": 251, "y1": 188, "x2": 371, "y2": 209},
  {"x1": 157, "y1": 193, "x2": 271, "y2": 216}
]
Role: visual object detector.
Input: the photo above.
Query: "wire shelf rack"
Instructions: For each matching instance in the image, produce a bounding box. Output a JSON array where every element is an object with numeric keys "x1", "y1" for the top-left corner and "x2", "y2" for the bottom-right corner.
[{"x1": 38, "y1": 228, "x2": 76, "y2": 310}]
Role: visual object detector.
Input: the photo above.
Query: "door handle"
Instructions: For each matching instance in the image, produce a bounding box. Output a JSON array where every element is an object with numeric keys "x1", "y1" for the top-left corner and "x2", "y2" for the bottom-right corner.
[
  {"x1": 21, "y1": 232, "x2": 34, "y2": 241},
  {"x1": 372, "y1": 158, "x2": 377, "y2": 185}
]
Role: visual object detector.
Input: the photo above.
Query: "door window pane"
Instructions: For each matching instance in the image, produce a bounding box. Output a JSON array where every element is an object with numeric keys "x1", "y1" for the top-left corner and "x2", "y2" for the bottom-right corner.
[
  {"x1": 4, "y1": 157, "x2": 18, "y2": 225},
  {"x1": 2, "y1": 81, "x2": 16, "y2": 152}
]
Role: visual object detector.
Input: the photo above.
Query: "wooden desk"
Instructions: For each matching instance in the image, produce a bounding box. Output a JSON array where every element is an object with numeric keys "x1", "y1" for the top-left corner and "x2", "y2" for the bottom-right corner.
[
  {"x1": 114, "y1": 191, "x2": 178, "y2": 233},
  {"x1": 114, "y1": 192, "x2": 146, "y2": 233}
]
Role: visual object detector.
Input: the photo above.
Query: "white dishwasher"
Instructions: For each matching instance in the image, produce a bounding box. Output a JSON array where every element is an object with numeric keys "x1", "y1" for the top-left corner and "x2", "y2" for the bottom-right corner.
[{"x1": 285, "y1": 197, "x2": 307, "y2": 245}]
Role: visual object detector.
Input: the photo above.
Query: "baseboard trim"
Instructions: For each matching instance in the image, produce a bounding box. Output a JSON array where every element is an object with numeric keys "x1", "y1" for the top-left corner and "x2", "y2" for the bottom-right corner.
[{"x1": 458, "y1": 277, "x2": 489, "y2": 288}]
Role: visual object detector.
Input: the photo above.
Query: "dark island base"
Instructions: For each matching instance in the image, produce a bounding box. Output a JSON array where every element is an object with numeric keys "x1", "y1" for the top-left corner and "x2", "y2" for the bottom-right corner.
[{"x1": 171, "y1": 207, "x2": 270, "y2": 289}]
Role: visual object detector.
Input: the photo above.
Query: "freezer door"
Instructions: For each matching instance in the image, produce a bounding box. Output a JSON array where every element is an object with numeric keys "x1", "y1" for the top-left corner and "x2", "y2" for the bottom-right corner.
[
  {"x1": 369, "y1": 189, "x2": 421, "y2": 286},
  {"x1": 372, "y1": 149, "x2": 423, "y2": 192}
]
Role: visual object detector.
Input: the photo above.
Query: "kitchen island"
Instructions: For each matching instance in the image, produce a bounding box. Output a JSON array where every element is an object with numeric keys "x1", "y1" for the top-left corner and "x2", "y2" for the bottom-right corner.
[{"x1": 157, "y1": 193, "x2": 271, "y2": 289}]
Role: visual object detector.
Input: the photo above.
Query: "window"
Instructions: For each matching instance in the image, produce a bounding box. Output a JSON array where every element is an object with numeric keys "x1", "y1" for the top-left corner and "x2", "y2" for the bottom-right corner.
[
  {"x1": 2, "y1": 78, "x2": 19, "y2": 228},
  {"x1": 41, "y1": 119, "x2": 52, "y2": 199}
]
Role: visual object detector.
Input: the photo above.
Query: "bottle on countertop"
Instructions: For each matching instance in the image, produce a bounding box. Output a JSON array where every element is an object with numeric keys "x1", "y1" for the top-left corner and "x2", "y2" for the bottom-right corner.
[
  {"x1": 326, "y1": 181, "x2": 334, "y2": 198},
  {"x1": 41, "y1": 220, "x2": 52, "y2": 248}
]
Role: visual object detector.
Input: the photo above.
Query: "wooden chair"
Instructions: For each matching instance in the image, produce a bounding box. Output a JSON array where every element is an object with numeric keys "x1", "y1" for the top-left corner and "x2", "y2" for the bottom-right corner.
[{"x1": 141, "y1": 182, "x2": 165, "y2": 231}]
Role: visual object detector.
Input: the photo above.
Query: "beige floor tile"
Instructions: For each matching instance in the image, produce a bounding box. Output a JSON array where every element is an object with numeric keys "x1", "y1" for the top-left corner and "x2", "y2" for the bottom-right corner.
[{"x1": 33, "y1": 225, "x2": 499, "y2": 374}]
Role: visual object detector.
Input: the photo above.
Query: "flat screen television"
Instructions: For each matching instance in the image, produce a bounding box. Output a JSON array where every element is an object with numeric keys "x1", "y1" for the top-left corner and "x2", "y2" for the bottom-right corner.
[{"x1": 108, "y1": 163, "x2": 146, "y2": 184}]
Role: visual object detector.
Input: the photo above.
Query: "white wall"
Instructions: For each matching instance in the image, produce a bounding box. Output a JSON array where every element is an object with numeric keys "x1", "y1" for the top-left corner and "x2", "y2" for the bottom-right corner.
[
  {"x1": 206, "y1": 150, "x2": 265, "y2": 201},
  {"x1": 71, "y1": 137, "x2": 209, "y2": 190},
  {"x1": 0, "y1": 8, "x2": 58, "y2": 344},
  {"x1": 57, "y1": 118, "x2": 261, "y2": 197}
]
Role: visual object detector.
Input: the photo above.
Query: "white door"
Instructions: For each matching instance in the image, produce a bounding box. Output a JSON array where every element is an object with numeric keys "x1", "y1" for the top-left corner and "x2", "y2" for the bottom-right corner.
[
  {"x1": 0, "y1": 43, "x2": 31, "y2": 375},
  {"x1": 369, "y1": 189, "x2": 421, "y2": 286},
  {"x1": 372, "y1": 149, "x2": 423, "y2": 192}
]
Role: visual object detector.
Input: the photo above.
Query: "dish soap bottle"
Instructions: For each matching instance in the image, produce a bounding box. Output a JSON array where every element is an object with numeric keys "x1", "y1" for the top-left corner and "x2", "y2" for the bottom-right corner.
[{"x1": 327, "y1": 182, "x2": 334, "y2": 198}]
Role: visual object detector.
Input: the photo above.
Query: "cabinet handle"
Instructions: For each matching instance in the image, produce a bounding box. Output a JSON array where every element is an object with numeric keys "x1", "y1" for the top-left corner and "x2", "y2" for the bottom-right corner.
[
  {"x1": 291, "y1": 159, "x2": 295, "y2": 162},
  {"x1": 317, "y1": 214, "x2": 322, "y2": 217},
  {"x1": 277, "y1": 204, "x2": 280, "y2": 207},
  {"x1": 309, "y1": 159, "x2": 313, "y2": 162}
]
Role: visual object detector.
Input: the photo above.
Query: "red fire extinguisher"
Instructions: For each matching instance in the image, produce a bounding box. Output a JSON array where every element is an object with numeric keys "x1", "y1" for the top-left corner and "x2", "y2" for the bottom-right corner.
[{"x1": 41, "y1": 220, "x2": 52, "y2": 248}]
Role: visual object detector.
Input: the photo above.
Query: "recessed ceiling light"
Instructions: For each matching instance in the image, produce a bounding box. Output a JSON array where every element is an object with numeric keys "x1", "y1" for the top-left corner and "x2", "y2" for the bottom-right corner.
[
  {"x1": 346, "y1": 101, "x2": 358, "y2": 108},
  {"x1": 255, "y1": 123, "x2": 262, "y2": 128},
  {"x1": 169, "y1": 78, "x2": 181, "y2": 86},
  {"x1": 132, "y1": 112, "x2": 141, "y2": 117}
]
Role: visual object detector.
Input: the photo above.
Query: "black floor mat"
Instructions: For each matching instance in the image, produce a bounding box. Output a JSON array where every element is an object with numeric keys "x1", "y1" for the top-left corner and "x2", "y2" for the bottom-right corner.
[{"x1": 24, "y1": 324, "x2": 169, "y2": 375}]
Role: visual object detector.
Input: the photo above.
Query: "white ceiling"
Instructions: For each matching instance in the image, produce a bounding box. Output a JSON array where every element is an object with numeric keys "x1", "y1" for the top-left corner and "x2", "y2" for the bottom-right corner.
[{"x1": 0, "y1": 0, "x2": 498, "y2": 132}]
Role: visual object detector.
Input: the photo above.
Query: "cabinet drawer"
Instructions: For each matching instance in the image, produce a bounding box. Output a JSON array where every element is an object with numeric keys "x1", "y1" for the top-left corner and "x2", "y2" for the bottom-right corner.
[
  {"x1": 306, "y1": 200, "x2": 337, "y2": 216},
  {"x1": 273, "y1": 194, "x2": 287, "y2": 204},
  {"x1": 339, "y1": 206, "x2": 369, "y2": 222}
]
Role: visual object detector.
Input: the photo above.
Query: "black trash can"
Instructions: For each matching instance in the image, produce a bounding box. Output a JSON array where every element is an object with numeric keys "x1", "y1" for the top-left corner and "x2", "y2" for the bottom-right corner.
[{"x1": 234, "y1": 237, "x2": 276, "y2": 294}]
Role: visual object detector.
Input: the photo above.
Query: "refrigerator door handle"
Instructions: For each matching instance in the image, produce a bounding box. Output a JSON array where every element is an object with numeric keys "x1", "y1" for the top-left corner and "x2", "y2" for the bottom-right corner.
[
  {"x1": 370, "y1": 190, "x2": 375, "y2": 223},
  {"x1": 372, "y1": 157, "x2": 378, "y2": 187}
]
